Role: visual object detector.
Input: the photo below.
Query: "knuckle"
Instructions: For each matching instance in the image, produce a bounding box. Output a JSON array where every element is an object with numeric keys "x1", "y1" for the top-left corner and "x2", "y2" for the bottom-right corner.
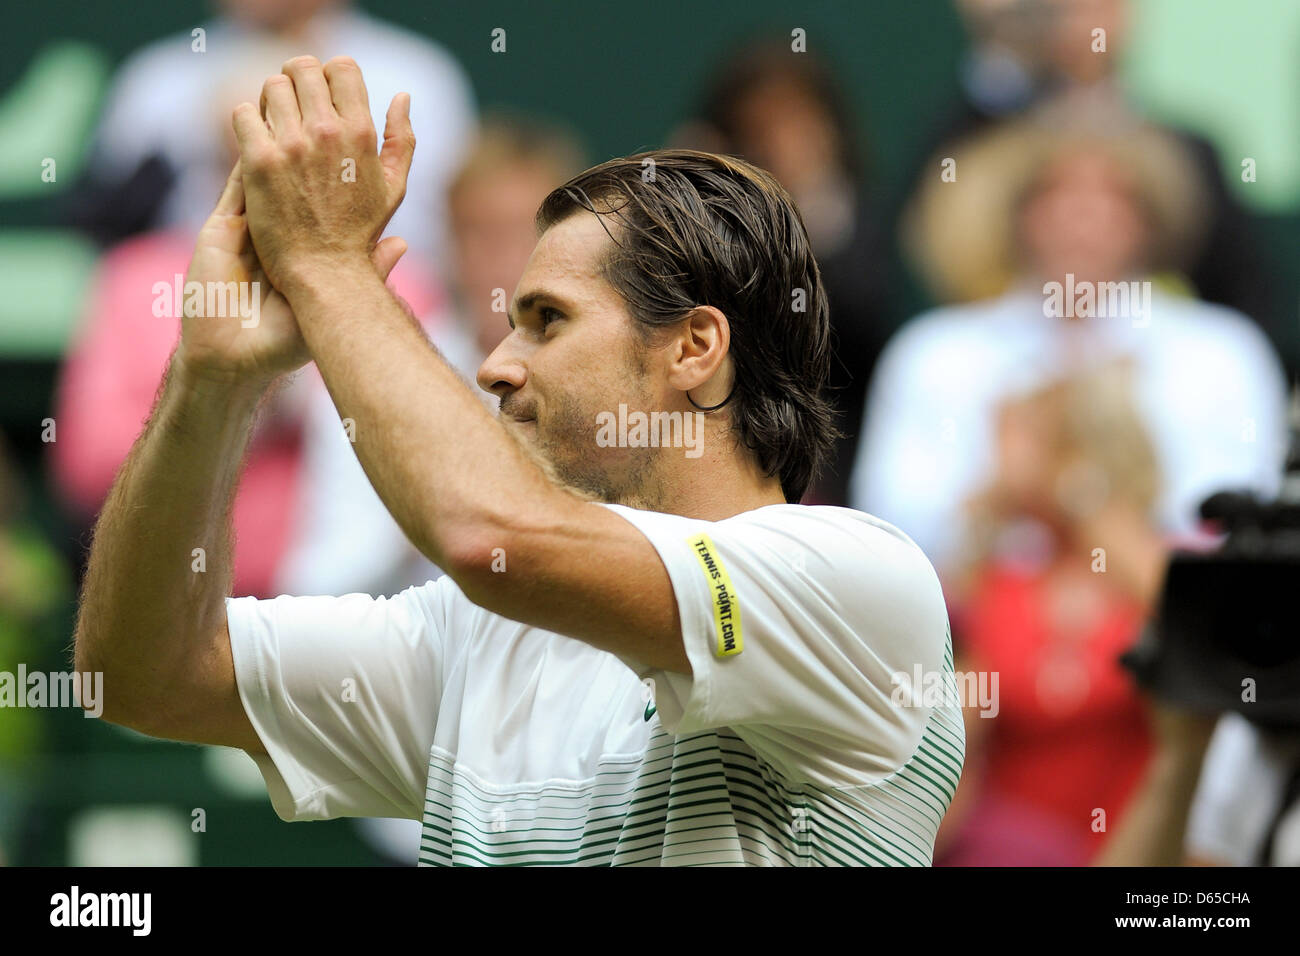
[
  {"x1": 354, "y1": 125, "x2": 378, "y2": 151},
  {"x1": 284, "y1": 54, "x2": 320, "y2": 73},
  {"x1": 243, "y1": 146, "x2": 276, "y2": 173},
  {"x1": 262, "y1": 75, "x2": 290, "y2": 99},
  {"x1": 309, "y1": 120, "x2": 341, "y2": 141}
]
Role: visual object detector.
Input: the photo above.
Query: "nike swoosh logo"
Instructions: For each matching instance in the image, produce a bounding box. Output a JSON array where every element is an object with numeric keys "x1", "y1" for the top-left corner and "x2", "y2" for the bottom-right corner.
[{"x1": 643, "y1": 701, "x2": 657, "y2": 721}]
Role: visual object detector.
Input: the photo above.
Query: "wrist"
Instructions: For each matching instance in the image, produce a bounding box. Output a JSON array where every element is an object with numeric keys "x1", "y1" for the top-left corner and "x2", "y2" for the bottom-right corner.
[
  {"x1": 170, "y1": 350, "x2": 272, "y2": 406},
  {"x1": 276, "y1": 251, "x2": 376, "y2": 304}
]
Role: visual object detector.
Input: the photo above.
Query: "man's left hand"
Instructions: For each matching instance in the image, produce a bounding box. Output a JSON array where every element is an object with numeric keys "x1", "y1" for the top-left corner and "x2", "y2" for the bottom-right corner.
[{"x1": 232, "y1": 55, "x2": 415, "y2": 296}]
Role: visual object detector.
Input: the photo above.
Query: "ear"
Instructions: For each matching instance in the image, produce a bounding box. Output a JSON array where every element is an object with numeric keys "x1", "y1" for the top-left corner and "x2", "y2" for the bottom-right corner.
[{"x1": 665, "y1": 305, "x2": 732, "y2": 404}]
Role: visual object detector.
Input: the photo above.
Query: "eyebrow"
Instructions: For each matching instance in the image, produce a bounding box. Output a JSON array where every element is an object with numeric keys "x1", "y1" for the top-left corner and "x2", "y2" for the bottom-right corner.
[{"x1": 507, "y1": 290, "x2": 575, "y2": 330}]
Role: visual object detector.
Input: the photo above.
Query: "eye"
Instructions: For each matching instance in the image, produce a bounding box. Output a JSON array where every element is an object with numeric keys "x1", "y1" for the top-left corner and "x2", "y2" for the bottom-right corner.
[{"x1": 538, "y1": 307, "x2": 564, "y2": 332}]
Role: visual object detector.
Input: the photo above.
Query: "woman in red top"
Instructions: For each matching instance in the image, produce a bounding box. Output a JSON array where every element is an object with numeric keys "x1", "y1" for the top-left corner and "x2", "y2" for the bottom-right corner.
[{"x1": 936, "y1": 363, "x2": 1168, "y2": 865}]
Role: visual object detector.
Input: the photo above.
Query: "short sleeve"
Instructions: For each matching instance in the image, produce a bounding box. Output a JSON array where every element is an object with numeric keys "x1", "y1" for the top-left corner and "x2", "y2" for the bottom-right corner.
[
  {"x1": 601, "y1": 503, "x2": 955, "y2": 789},
  {"x1": 226, "y1": 578, "x2": 451, "y2": 822}
]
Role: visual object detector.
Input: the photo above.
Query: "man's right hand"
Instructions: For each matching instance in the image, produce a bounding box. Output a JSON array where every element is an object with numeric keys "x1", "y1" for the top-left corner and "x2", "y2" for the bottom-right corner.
[{"x1": 175, "y1": 159, "x2": 409, "y2": 388}]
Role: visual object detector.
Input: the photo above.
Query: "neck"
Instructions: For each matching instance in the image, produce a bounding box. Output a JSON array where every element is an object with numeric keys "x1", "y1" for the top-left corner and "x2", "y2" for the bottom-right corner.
[{"x1": 616, "y1": 420, "x2": 788, "y2": 520}]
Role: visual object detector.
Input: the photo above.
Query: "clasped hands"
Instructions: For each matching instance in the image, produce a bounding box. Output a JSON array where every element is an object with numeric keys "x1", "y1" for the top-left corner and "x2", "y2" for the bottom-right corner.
[{"x1": 176, "y1": 55, "x2": 414, "y2": 388}]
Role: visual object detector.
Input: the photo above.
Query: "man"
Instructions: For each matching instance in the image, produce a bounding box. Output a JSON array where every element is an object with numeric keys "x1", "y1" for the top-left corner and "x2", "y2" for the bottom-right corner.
[{"x1": 74, "y1": 56, "x2": 963, "y2": 866}]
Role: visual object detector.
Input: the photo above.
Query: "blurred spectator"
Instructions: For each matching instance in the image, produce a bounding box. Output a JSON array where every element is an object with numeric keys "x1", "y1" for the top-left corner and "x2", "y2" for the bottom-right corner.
[
  {"x1": 851, "y1": 118, "x2": 1289, "y2": 576},
  {"x1": 64, "y1": 0, "x2": 476, "y2": 266},
  {"x1": 1122, "y1": 394, "x2": 1300, "y2": 867},
  {"x1": 676, "y1": 40, "x2": 892, "y2": 505},
  {"x1": 912, "y1": 0, "x2": 1275, "y2": 327},
  {"x1": 1104, "y1": 709, "x2": 1300, "y2": 866},
  {"x1": 49, "y1": 46, "x2": 440, "y2": 597},
  {"x1": 1183, "y1": 713, "x2": 1300, "y2": 866},
  {"x1": 1088, "y1": 698, "x2": 1223, "y2": 866},
  {"x1": 937, "y1": 366, "x2": 1163, "y2": 865}
]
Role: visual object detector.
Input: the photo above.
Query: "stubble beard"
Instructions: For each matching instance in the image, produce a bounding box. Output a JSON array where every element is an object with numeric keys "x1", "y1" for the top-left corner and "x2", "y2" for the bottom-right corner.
[{"x1": 508, "y1": 339, "x2": 671, "y2": 510}]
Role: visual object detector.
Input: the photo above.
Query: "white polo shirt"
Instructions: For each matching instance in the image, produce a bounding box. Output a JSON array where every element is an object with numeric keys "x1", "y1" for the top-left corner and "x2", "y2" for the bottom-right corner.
[{"x1": 227, "y1": 502, "x2": 965, "y2": 866}]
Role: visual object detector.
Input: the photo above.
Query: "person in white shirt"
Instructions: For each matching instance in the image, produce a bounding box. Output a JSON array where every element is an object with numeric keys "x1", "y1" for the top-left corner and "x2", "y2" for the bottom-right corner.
[
  {"x1": 73, "y1": 57, "x2": 965, "y2": 866},
  {"x1": 80, "y1": 0, "x2": 475, "y2": 263},
  {"x1": 851, "y1": 118, "x2": 1289, "y2": 574}
]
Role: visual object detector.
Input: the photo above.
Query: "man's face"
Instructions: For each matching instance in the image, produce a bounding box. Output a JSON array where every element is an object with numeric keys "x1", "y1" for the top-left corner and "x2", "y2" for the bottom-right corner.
[{"x1": 475, "y1": 213, "x2": 667, "y2": 504}]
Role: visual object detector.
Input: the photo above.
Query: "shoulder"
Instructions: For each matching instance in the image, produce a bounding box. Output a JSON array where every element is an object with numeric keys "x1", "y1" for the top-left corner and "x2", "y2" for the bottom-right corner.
[
  {"x1": 607, "y1": 502, "x2": 948, "y2": 654},
  {"x1": 749, "y1": 505, "x2": 948, "y2": 630},
  {"x1": 1150, "y1": 293, "x2": 1282, "y2": 373},
  {"x1": 720, "y1": 503, "x2": 934, "y2": 567}
]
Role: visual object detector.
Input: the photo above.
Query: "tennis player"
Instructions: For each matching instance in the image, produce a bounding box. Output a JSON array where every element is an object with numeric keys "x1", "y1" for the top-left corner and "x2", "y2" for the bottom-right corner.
[{"x1": 75, "y1": 55, "x2": 964, "y2": 866}]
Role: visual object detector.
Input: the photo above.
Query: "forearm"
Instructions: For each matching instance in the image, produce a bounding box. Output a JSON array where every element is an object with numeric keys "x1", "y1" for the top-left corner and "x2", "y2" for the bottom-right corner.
[
  {"x1": 74, "y1": 354, "x2": 266, "y2": 730},
  {"x1": 1093, "y1": 742, "x2": 1209, "y2": 866},
  {"x1": 281, "y1": 260, "x2": 562, "y2": 572}
]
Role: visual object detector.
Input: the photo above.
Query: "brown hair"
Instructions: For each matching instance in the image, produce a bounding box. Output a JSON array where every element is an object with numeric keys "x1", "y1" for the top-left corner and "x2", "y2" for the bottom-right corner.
[{"x1": 535, "y1": 148, "x2": 838, "y2": 502}]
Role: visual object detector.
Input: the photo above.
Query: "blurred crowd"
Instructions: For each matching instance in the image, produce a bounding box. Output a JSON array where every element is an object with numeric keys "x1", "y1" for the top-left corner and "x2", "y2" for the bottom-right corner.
[{"x1": 2, "y1": 0, "x2": 1297, "y2": 865}]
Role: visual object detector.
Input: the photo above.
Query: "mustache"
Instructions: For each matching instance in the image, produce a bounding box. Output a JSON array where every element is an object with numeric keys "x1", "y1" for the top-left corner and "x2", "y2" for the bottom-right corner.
[{"x1": 498, "y1": 395, "x2": 537, "y2": 421}]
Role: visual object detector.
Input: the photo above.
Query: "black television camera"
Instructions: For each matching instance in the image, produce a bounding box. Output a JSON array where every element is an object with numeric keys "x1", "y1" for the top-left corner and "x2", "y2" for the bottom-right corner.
[{"x1": 1125, "y1": 401, "x2": 1300, "y2": 730}]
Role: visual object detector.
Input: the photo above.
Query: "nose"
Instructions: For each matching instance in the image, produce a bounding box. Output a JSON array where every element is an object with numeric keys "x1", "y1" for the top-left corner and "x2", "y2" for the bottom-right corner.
[{"x1": 476, "y1": 333, "x2": 528, "y2": 401}]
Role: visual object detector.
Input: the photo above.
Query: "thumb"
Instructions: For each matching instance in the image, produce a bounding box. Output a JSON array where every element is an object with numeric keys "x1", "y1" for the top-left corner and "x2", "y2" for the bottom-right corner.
[
  {"x1": 215, "y1": 160, "x2": 245, "y2": 217},
  {"x1": 379, "y1": 92, "x2": 415, "y2": 201},
  {"x1": 370, "y1": 235, "x2": 408, "y2": 280}
]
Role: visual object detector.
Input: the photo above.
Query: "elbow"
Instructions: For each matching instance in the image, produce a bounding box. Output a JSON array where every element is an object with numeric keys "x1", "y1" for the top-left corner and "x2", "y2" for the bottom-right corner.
[
  {"x1": 442, "y1": 520, "x2": 513, "y2": 608},
  {"x1": 70, "y1": 616, "x2": 110, "y2": 724},
  {"x1": 71, "y1": 604, "x2": 96, "y2": 690},
  {"x1": 438, "y1": 491, "x2": 574, "y2": 610},
  {"x1": 440, "y1": 498, "x2": 558, "y2": 609},
  {"x1": 69, "y1": 610, "x2": 144, "y2": 730}
]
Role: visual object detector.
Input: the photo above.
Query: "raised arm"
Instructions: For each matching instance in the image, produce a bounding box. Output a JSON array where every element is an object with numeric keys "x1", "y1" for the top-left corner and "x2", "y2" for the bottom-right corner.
[
  {"x1": 233, "y1": 56, "x2": 690, "y2": 675},
  {"x1": 72, "y1": 162, "x2": 406, "y2": 748}
]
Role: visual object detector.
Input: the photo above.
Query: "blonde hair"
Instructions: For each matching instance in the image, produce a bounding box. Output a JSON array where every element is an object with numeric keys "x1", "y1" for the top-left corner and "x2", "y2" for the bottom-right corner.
[
  {"x1": 903, "y1": 108, "x2": 1210, "y2": 303},
  {"x1": 956, "y1": 362, "x2": 1162, "y2": 579}
]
